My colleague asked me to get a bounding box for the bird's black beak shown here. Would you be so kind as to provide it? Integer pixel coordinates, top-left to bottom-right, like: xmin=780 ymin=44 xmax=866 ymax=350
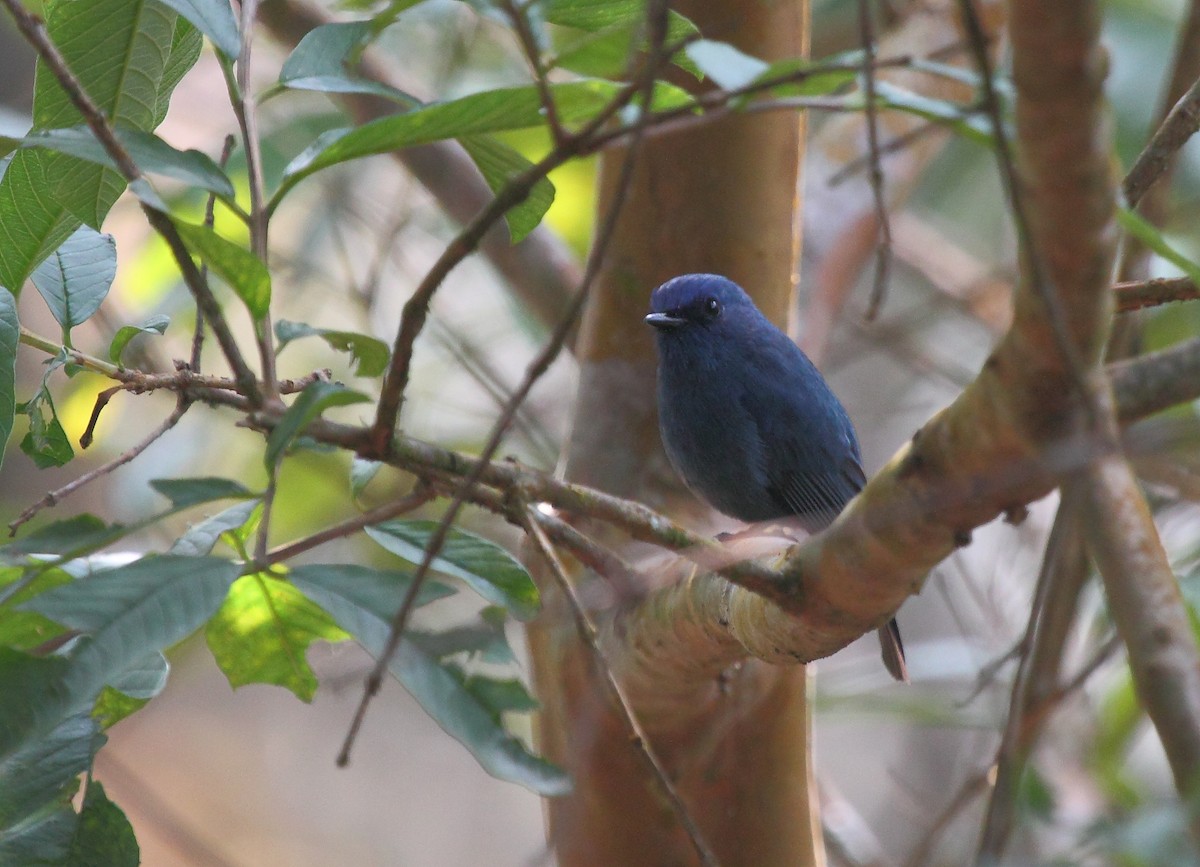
xmin=645 ymin=312 xmax=686 ymax=331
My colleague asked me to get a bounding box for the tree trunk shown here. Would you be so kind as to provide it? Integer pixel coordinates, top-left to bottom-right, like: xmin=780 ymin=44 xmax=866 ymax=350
xmin=526 ymin=2 xmax=819 ymax=865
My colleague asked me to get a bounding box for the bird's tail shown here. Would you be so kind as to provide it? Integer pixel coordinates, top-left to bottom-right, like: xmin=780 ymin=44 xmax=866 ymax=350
xmin=877 ymin=618 xmax=909 ymax=683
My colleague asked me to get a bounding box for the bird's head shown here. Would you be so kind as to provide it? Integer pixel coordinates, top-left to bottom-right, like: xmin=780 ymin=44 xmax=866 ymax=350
xmin=645 ymin=274 xmax=761 ymax=339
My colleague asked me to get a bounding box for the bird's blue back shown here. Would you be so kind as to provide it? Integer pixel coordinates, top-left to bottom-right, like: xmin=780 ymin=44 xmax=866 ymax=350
xmin=649 ymin=274 xmax=865 ymax=530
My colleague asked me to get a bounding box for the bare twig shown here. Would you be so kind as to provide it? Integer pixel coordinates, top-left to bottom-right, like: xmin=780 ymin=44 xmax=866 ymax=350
xmin=0 ymin=0 xmax=260 ymax=400
xmin=827 ymin=121 xmax=942 ymax=187
xmin=1115 ymin=275 xmax=1200 ymax=311
xmin=194 ymin=135 xmax=239 ymax=371
xmin=858 ymin=0 xmax=893 ymax=321
xmin=504 ymin=0 xmax=565 ymax=145
xmin=10 ymin=398 xmax=191 ymax=534
xmin=1124 ymin=73 xmax=1200 ymax=208
xmin=520 ymin=506 xmax=720 ymax=867
xmin=265 ymin=485 xmax=433 ymax=565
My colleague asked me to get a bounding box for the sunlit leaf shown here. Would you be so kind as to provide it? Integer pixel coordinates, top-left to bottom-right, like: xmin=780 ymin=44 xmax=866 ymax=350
xmin=206 ymin=573 xmax=349 ymax=702
xmin=460 ymin=136 xmax=555 ymax=243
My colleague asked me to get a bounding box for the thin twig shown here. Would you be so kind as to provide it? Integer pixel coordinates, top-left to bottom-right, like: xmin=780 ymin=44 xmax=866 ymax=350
xmin=956 ymin=0 xmax=1100 ymax=422
xmin=1124 ymin=73 xmax=1200 ymax=208
xmin=1115 ymin=275 xmax=1200 ymax=311
xmin=827 ymin=121 xmax=942 ymax=187
xmin=9 ymin=398 xmax=191 ymax=534
xmin=193 ymin=134 xmax=238 ymax=371
xmin=0 ymin=0 xmax=260 ymax=400
xmin=340 ymin=0 xmax=672 ymax=764
xmin=859 ymin=0 xmax=893 ymax=321
xmin=520 ymin=506 xmax=720 ymax=867
xmin=504 ymin=0 xmax=565 ymax=145
xmin=264 ymin=485 xmax=433 ymax=565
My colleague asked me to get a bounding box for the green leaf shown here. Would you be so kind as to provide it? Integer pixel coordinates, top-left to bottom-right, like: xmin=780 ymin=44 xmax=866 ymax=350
xmin=155 ymin=18 xmax=205 ymax=127
xmin=750 ymin=50 xmax=862 ymax=98
xmin=290 ymin=565 xmax=569 ymax=795
xmin=289 ymin=563 xmax=454 ymax=619
xmin=685 ymin=40 xmax=768 ymax=90
xmin=459 ymin=669 xmax=539 ymax=716
xmin=275 ymin=319 xmax=390 ymax=378
xmin=460 ymin=136 xmax=555 ymax=243
xmin=1117 ymin=207 xmax=1200 ymax=285
xmin=18 ymin=387 xmax=74 ymax=469
xmin=170 ymin=500 xmax=261 ymax=557
xmin=206 ymin=573 xmax=349 ymax=702
xmin=108 ymin=314 xmax=170 ymax=364
xmin=156 ymin=0 xmax=241 ymax=59
xmin=264 ymin=381 xmax=369 ymax=470
xmin=366 ymin=520 xmax=539 ymax=620
xmin=173 ymin=221 xmax=271 ymax=319
xmin=31 ymin=226 xmax=117 ymax=333
xmin=22 ymin=126 xmax=236 ymax=200
xmin=66 ymin=781 xmax=139 ymax=867
xmin=0 ymin=708 xmax=97 ymax=865
xmin=0 ymin=0 xmax=195 ymax=291
xmin=3 ymin=556 xmax=240 ymax=755
xmin=872 ymin=81 xmax=994 ymax=145
xmin=544 ymin=0 xmax=701 ymax=77
xmin=0 ymin=288 xmax=16 ymax=471
xmin=92 ymin=652 xmax=169 ymax=728
xmin=0 ymin=515 xmax=127 ymax=562
xmin=281 ymin=80 xmax=646 ymax=190
xmin=279 ymin=21 xmax=414 ymax=103
xmin=0 ymin=566 xmax=73 ymax=651
xmin=150 ymin=476 xmax=256 ymax=510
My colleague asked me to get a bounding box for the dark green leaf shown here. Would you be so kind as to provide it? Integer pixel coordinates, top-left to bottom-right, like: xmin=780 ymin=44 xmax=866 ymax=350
xmin=108 ymin=314 xmax=169 ymax=364
xmin=460 ymin=136 xmax=555 ymax=243
xmin=0 ymin=288 xmax=16 ymax=471
xmin=150 ymin=476 xmax=256 ymax=510
xmin=0 ymin=708 xmax=98 ymax=865
xmin=685 ymin=40 xmax=768 ymax=90
xmin=275 ymin=319 xmax=390 ymax=378
xmin=290 ymin=566 xmax=569 ymax=795
xmin=22 ymin=126 xmax=236 ymax=200
xmin=264 ymin=381 xmax=369 ymax=470
xmin=206 ymin=573 xmax=349 ymax=702
xmin=170 ymin=500 xmax=261 ymax=557
xmin=288 ymin=564 xmax=454 ymax=619
xmin=156 ymin=0 xmax=241 ymax=59
xmin=460 ymin=670 xmax=539 ymax=717
xmin=1117 ymin=207 xmax=1200 ymax=286
xmin=66 ymin=781 xmax=139 ymax=867
xmin=19 ymin=388 xmax=74 ymax=469
xmin=0 ymin=711 xmax=96 ymax=834
xmin=2 ymin=556 xmax=239 ymax=755
xmin=173 ymin=221 xmax=271 ymax=319
xmin=366 ymin=520 xmax=539 ymax=620
xmin=280 ymin=21 xmax=415 ymax=103
xmin=31 ymin=226 xmax=117 ymax=333
xmin=1 ymin=515 xmax=126 ymax=561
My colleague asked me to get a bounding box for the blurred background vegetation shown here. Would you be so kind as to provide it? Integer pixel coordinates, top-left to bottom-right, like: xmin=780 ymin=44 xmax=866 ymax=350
xmin=2 ymin=0 xmax=1199 ymax=864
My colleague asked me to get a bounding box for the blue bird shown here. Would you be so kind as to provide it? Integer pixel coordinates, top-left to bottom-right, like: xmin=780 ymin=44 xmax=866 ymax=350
xmin=646 ymin=273 xmax=907 ymax=682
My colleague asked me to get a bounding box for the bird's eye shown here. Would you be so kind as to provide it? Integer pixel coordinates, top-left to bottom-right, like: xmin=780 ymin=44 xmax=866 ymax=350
xmin=704 ymin=297 xmax=720 ymax=318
